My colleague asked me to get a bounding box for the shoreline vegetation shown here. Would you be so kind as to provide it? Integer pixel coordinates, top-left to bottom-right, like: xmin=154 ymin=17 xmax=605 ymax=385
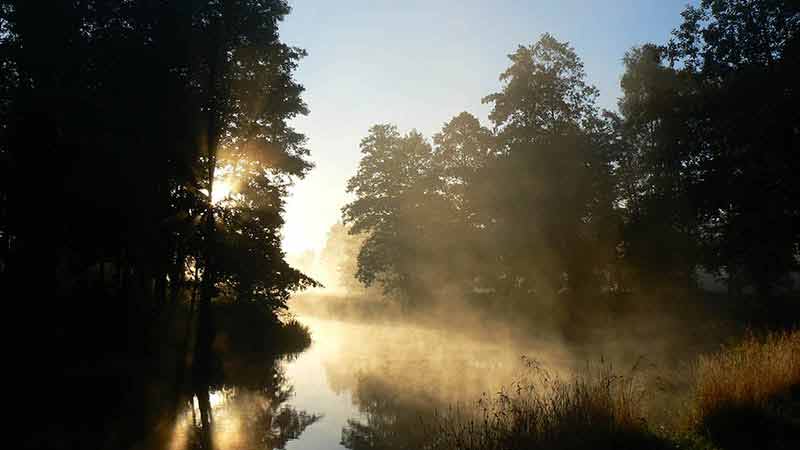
xmin=295 ymin=294 xmax=799 ymax=450
xmin=424 ymin=331 xmax=799 ymax=450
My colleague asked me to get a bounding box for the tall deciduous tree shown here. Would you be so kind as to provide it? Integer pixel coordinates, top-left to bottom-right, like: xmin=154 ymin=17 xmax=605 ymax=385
xmin=482 ymin=34 xmax=615 ymax=299
xmin=0 ymin=0 xmax=313 ymax=389
xmin=343 ymin=125 xmax=442 ymax=305
xmin=613 ymin=44 xmax=703 ymax=291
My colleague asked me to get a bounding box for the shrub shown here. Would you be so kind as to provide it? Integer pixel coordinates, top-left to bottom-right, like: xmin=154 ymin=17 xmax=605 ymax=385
xmin=278 ymin=317 xmax=313 ymax=354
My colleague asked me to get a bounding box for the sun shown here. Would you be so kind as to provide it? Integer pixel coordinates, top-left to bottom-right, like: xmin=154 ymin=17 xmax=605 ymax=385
xmin=211 ymin=177 xmax=238 ymax=205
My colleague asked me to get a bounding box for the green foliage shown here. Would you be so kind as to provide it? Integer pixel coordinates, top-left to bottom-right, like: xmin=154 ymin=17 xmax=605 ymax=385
xmin=214 ymin=157 xmax=318 ymax=311
xmin=343 ymin=34 xmax=617 ymax=306
xmin=343 ymin=1 xmax=800 ymax=313
xmin=343 ymin=124 xmax=445 ymax=303
xmin=482 ymin=34 xmax=617 ymax=298
xmin=612 ymin=44 xmax=704 ymax=289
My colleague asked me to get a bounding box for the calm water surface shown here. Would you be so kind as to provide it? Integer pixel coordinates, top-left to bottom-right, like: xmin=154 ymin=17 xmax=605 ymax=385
xmin=173 ymin=314 xmax=571 ymax=450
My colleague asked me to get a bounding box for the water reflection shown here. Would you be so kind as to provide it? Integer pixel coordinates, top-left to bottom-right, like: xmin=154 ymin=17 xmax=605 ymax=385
xmin=125 ymin=314 xmax=574 ymax=450
xmin=169 ymin=353 xmax=321 ymax=450
xmin=282 ymin=316 xmax=572 ymax=450
xmin=340 ymin=375 xmax=437 ymax=450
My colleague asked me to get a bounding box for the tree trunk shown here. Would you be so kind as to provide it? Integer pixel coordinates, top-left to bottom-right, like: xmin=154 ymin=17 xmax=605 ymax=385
xmin=193 ymin=5 xmax=227 ymax=390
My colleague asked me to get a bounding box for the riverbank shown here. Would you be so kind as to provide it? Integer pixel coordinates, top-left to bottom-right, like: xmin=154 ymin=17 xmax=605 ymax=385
xmin=289 ymin=292 xmax=799 ymax=450
xmin=425 ymin=330 xmax=799 ymax=450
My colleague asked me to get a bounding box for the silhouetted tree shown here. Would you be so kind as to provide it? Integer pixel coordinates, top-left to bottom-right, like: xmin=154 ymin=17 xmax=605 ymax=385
xmin=667 ymin=0 xmax=800 ymax=296
xmin=612 ymin=44 xmax=704 ymax=292
xmin=344 ymin=35 xmax=619 ymax=312
xmin=613 ymin=1 xmax=800 ymax=297
xmin=1 ymin=2 xmax=314 ymax=447
xmin=481 ymin=34 xmax=616 ymax=301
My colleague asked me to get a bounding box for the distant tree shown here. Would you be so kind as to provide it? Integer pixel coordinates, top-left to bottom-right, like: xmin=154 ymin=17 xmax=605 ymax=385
xmin=432 ymin=112 xmax=494 ymax=226
xmin=319 ymin=222 xmax=372 ymax=294
xmin=344 ymin=36 xmax=619 ymax=310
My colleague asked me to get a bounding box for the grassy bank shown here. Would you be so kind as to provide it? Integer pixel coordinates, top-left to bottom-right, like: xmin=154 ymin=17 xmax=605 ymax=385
xmin=689 ymin=330 xmax=800 ymax=450
xmin=427 ymin=359 xmax=669 ymax=450
xmin=427 ymin=331 xmax=800 ymax=450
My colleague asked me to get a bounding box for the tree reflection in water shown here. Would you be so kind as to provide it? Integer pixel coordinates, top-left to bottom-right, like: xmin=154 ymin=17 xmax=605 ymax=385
xmin=340 ymin=375 xmax=441 ymax=450
xmin=172 ymin=353 xmax=321 ymax=450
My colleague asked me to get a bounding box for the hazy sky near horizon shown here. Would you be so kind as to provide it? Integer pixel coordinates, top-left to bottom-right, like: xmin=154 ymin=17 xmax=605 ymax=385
xmin=279 ymin=0 xmax=695 ymax=256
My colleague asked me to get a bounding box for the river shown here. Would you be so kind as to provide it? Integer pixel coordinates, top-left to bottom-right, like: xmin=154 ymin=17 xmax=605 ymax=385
xmin=168 ymin=313 xmax=575 ymax=450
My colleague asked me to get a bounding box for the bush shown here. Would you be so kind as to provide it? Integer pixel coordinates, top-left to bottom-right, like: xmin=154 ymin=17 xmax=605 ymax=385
xmin=278 ymin=317 xmax=312 ymax=354
xmin=212 ymin=302 xmax=312 ymax=357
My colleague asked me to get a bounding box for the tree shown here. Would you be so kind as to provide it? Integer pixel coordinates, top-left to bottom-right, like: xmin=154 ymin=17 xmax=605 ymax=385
xmin=432 ymin=112 xmax=494 ymax=228
xmin=343 ymin=125 xmax=443 ymax=304
xmin=344 ymin=36 xmax=619 ymax=311
xmin=0 ymin=0 xmax=314 ymax=421
xmin=613 ymin=44 xmax=704 ymax=291
xmin=214 ymin=157 xmax=318 ymax=311
xmin=668 ymin=0 xmax=800 ymax=295
xmin=319 ymin=222 xmax=374 ymax=294
xmin=430 ymin=112 xmax=498 ymax=294
xmin=185 ymin=0 xmax=314 ymax=389
xmin=481 ymin=34 xmax=616 ymax=300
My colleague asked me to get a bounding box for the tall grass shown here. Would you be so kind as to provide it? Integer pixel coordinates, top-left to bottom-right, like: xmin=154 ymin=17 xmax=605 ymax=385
xmin=689 ymin=329 xmax=800 ymax=449
xmin=693 ymin=329 xmax=800 ymax=416
xmin=427 ymin=358 xmax=668 ymax=450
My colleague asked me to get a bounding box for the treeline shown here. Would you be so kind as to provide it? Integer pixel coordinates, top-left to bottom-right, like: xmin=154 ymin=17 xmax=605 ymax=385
xmin=0 ymin=0 xmax=315 ymax=382
xmin=343 ymin=0 xmax=800 ymax=311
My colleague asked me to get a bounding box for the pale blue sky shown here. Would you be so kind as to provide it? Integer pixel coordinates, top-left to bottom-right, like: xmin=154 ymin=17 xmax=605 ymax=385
xmin=279 ymin=0 xmax=695 ymax=255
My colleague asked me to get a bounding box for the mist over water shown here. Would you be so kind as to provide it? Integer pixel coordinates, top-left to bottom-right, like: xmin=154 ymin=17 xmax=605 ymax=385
xmin=164 ymin=304 xmax=568 ymax=450
xmin=264 ymin=289 xmax=716 ymax=449
xmin=283 ymin=308 xmax=564 ymax=449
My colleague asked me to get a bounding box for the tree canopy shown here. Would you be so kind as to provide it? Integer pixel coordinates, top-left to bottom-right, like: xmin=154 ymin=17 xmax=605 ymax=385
xmin=343 ymin=1 xmax=800 ymax=310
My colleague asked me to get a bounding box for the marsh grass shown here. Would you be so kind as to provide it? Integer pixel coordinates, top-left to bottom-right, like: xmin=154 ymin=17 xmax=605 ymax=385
xmin=693 ymin=330 xmax=800 ymax=416
xmin=427 ymin=358 xmax=670 ymax=450
xmin=690 ymin=329 xmax=800 ymax=449
xmin=423 ymin=331 xmax=800 ymax=450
